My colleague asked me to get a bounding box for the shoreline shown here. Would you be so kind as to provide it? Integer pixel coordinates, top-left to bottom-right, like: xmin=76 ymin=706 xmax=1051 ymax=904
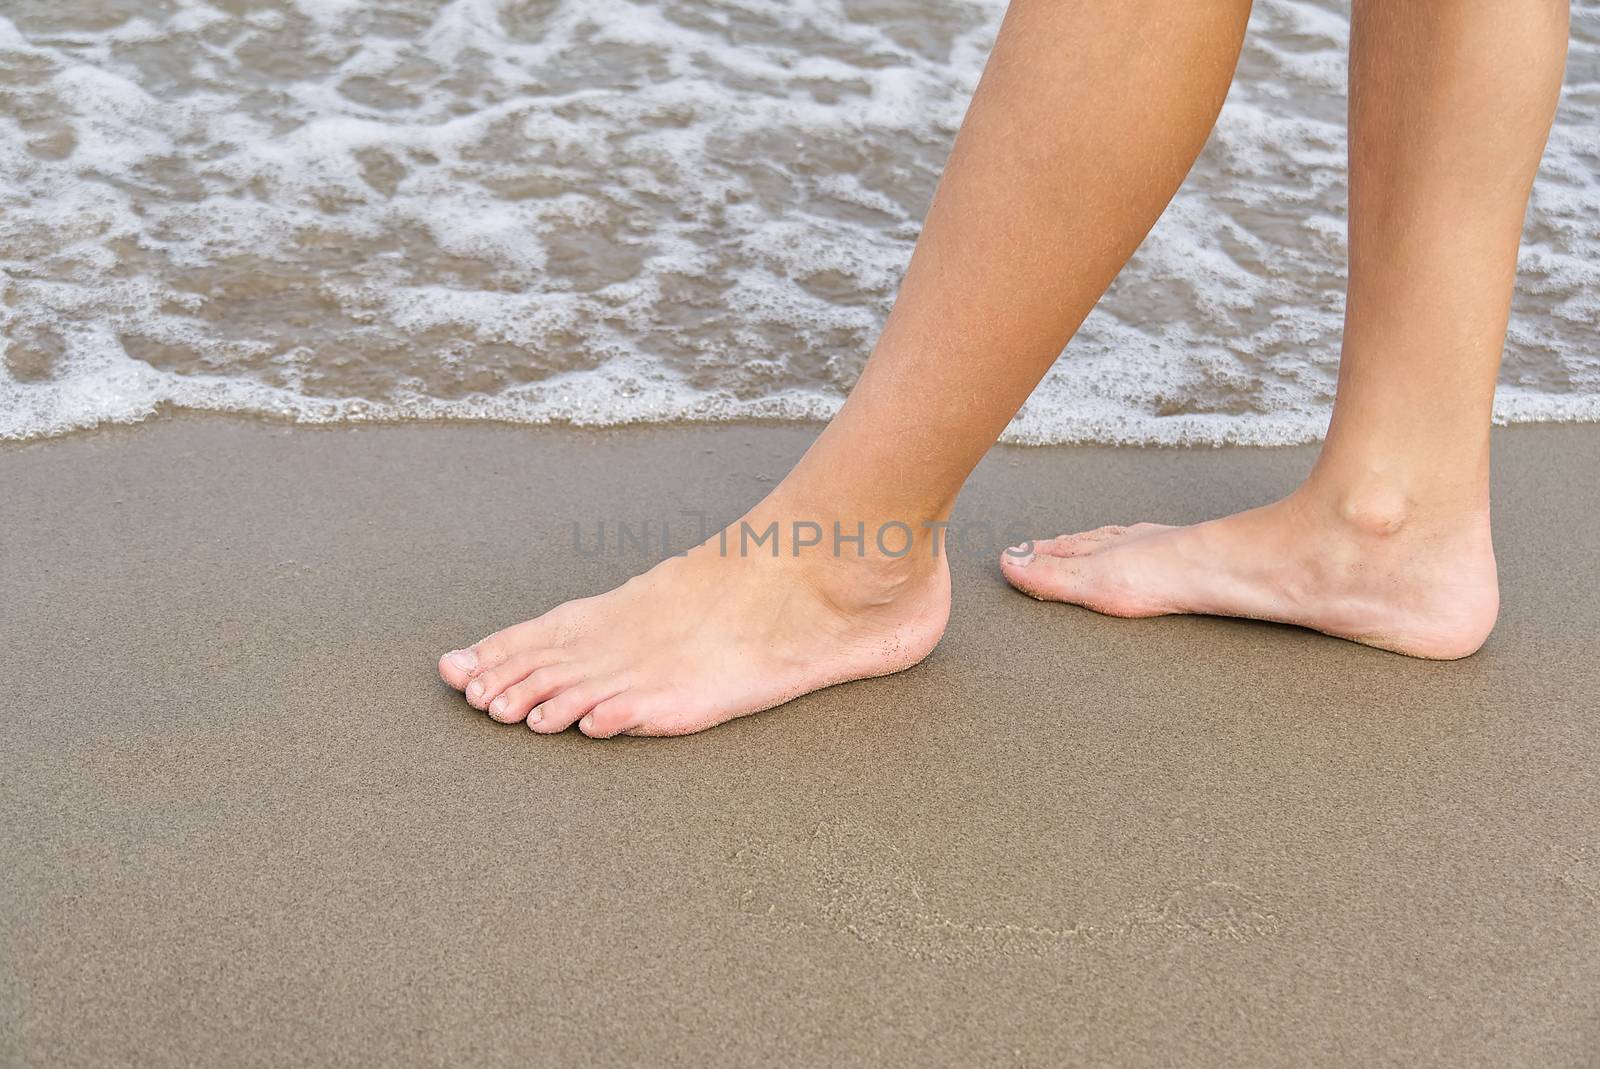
xmin=3 ymin=414 xmax=1597 ymax=1066
xmin=8 ymin=395 xmax=1600 ymax=450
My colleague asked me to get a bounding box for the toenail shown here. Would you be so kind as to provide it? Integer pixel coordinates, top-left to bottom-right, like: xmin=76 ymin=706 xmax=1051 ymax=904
xmin=447 ymin=649 xmax=476 ymax=672
xmin=489 ymin=695 xmax=507 ymax=718
xmin=579 ymin=714 xmax=595 ymax=734
xmin=527 ymin=707 xmax=543 ymax=725
xmin=1007 ymin=544 xmax=1034 ymax=566
xmin=466 ymin=680 xmax=484 ymax=703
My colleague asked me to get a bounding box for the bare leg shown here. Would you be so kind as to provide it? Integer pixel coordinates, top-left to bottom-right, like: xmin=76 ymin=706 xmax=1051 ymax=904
xmin=1004 ymin=0 xmax=1568 ymax=660
xmin=439 ymin=0 xmax=1253 ymax=735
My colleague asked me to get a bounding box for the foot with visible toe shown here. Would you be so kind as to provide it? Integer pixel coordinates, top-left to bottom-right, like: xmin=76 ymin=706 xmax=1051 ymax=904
xmin=1000 ymin=488 xmax=1500 ymax=659
xmin=439 ymin=509 xmax=950 ymax=737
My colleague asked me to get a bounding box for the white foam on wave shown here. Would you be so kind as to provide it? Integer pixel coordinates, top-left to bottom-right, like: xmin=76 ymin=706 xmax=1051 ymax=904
xmin=1 ymin=0 xmax=1597 ymax=445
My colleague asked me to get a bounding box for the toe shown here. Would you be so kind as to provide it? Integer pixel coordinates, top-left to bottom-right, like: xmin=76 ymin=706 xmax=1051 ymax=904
xmin=1019 ymin=528 xmax=1125 ymax=560
xmin=1029 ymin=536 xmax=1092 ymax=558
xmin=1001 ymin=548 xmax=1088 ymax=602
xmin=438 ymin=647 xmax=480 ymax=689
xmin=579 ymin=692 xmax=648 ymax=738
xmin=531 ymin=678 xmax=628 ymax=735
xmin=1001 ymin=541 xmax=1165 ymax=617
xmin=471 ymin=604 xmax=584 ymax=671
xmin=1014 ymin=524 xmax=1170 ymax=565
xmin=1057 ymin=525 xmax=1131 ymax=550
xmin=466 ymin=648 xmax=565 ymax=711
xmin=488 ymin=664 xmax=586 ymax=725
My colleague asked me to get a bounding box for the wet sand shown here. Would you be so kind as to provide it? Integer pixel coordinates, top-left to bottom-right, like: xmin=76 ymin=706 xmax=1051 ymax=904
xmin=3 ymin=415 xmax=1597 ymax=1067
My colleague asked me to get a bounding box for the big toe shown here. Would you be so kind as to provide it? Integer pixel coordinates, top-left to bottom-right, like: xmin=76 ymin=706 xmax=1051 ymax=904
xmin=437 ymin=647 xmax=479 ymax=689
xmin=1000 ymin=543 xmax=1158 ymax=617
xmin=1000 ymin=547 xmax=1091 ymax=602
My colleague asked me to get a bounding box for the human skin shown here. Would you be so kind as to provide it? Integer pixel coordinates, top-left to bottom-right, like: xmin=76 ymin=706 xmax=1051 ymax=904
xmin=1000 ymin=0 xmax=1568 ymax=660
xmin=439 ymin=0 xmax=1569 ymax=736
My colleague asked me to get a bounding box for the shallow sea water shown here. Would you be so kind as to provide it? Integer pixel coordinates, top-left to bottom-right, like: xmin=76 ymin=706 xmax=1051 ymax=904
xmin=1 ymin=0 xmax=1596 ymax=443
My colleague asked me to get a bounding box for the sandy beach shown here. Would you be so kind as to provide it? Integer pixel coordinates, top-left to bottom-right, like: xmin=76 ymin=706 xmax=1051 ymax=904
xmin=2 ymin=415 xmax=1596 ymax=1066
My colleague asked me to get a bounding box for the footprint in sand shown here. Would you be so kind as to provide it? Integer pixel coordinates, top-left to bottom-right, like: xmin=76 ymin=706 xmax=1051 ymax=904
xmin=729 ymin=819 xmax=1280 ymax=962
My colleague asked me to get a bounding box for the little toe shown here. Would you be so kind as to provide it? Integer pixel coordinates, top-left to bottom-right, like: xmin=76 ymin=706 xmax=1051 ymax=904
xmin=578 ymin=693 xmax=648 ymax=739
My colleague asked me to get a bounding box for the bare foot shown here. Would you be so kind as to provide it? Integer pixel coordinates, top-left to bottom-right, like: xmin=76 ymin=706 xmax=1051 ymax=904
xmin=1000 ymin=491 xmax=1500 ymax=659
xmin=438 ymin=510 xmax=950 ymax=737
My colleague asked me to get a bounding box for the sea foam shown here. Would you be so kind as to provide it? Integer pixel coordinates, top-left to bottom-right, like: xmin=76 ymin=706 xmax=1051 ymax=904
xmin=1 ymin=0 xmax=1596 ymax=444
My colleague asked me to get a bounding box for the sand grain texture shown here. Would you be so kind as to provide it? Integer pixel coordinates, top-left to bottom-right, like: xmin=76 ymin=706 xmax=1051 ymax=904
xmin=2 ymin=417 xmax=1597 ymax=1067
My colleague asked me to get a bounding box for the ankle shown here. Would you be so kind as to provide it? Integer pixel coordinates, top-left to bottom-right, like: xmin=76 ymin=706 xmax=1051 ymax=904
xmin=698 ymin=501 xmax=947 ymax=615
xmin=1327 ymin=485 xmax=1418 ymax=539
xmin=747 ymin=484 xmax=951 ymax=568
xmin=1296 ymin=475 xmax=1490 ymax=543
xmin=803 ymin=545 xmax=949 ymax=615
